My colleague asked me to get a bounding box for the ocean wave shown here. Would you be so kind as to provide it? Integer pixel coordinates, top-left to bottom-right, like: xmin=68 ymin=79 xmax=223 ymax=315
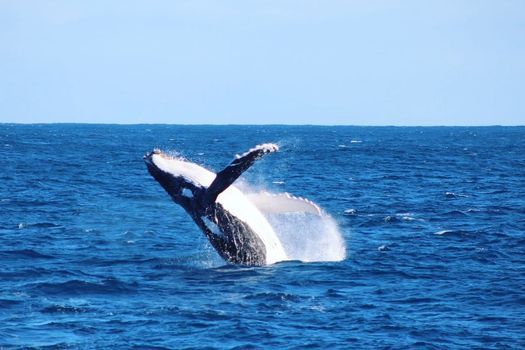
xmin=0 ymin=299 xmax=24 ymax=308
xmin=0 ymin=249 xmax=54 ymax=259
xmin=28 ymin=278 xmax=138 ymax=296
xmin=433 ymin=229 xmax=471 ymax=236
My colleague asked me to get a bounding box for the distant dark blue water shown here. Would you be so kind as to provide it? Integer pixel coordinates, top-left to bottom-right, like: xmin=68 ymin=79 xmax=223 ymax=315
xmin=1 ymin=124 xmax=524 ymax=349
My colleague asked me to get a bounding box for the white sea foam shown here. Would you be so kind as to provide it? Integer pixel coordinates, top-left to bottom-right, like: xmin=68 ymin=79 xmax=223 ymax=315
xmin=378 ymin=244 xmax=389 ymax=252
xmin=434 ymin=230 xmax=453 ymax=235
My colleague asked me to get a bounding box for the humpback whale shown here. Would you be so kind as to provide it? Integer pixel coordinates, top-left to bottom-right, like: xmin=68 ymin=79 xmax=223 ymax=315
xmin=144 ymin=144 xmax=288 ymax=266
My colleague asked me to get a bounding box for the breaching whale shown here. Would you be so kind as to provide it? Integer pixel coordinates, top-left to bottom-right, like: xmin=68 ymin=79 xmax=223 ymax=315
xmin=144 ymin=143 xmax=289 ymax=266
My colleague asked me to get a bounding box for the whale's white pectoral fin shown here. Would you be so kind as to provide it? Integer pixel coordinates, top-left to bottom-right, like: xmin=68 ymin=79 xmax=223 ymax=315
xmin=246 ymin=192 xmax=323 ymax=216
xmin=205 ymin=143 xmax=279 ymax=204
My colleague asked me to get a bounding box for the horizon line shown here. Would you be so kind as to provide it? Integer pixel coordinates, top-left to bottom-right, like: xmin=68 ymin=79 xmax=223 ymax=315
xmin=0 ymin=122 xmax=524 ymax=127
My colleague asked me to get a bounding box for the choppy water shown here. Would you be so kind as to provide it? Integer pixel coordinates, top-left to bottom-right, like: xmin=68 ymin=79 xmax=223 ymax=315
xmin=1 ymin=124 xmax=524 ymax=349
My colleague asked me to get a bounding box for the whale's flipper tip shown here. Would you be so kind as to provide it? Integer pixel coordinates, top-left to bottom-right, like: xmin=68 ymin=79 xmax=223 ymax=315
xmin=235 ymin=143 xmax=279 ymax=159
xmin=144 ymin=149 xmax=160 ymax=164
xmin=205 ymin=143 xmax=279 ymax=204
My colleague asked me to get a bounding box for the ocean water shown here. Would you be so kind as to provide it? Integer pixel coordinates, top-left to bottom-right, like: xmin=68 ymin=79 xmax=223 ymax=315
xmin=1 ymin=124 xmax=524 ymax=349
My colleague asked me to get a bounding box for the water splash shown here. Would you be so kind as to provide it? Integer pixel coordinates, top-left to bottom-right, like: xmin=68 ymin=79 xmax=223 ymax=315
xmin=266 ymin=211 xmax=346 ymax=263
xmin=244 ymin=189 xmax=347 ymax=263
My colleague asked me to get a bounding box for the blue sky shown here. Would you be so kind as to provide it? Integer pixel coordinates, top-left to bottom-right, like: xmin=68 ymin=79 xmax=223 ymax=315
xmin=1 ymin=1 xmax=524 ymax=125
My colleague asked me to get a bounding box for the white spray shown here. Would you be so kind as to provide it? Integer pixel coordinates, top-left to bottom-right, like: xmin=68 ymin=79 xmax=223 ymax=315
xmin=244 ymin=190 xmax=347 ymax=263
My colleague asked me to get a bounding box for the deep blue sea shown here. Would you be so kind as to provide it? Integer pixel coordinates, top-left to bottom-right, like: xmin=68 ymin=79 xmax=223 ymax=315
xmin=1 ymin=124 xmax=524 ymax=349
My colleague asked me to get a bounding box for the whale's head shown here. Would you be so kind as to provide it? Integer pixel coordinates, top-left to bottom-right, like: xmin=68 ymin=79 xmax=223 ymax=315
xmin=144 ymin=149 xmax=216 ymax=201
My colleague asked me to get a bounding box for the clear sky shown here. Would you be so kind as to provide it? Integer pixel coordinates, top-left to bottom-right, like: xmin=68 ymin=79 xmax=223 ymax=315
xmin=1 ymin=1 xmax=524 ymax=125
